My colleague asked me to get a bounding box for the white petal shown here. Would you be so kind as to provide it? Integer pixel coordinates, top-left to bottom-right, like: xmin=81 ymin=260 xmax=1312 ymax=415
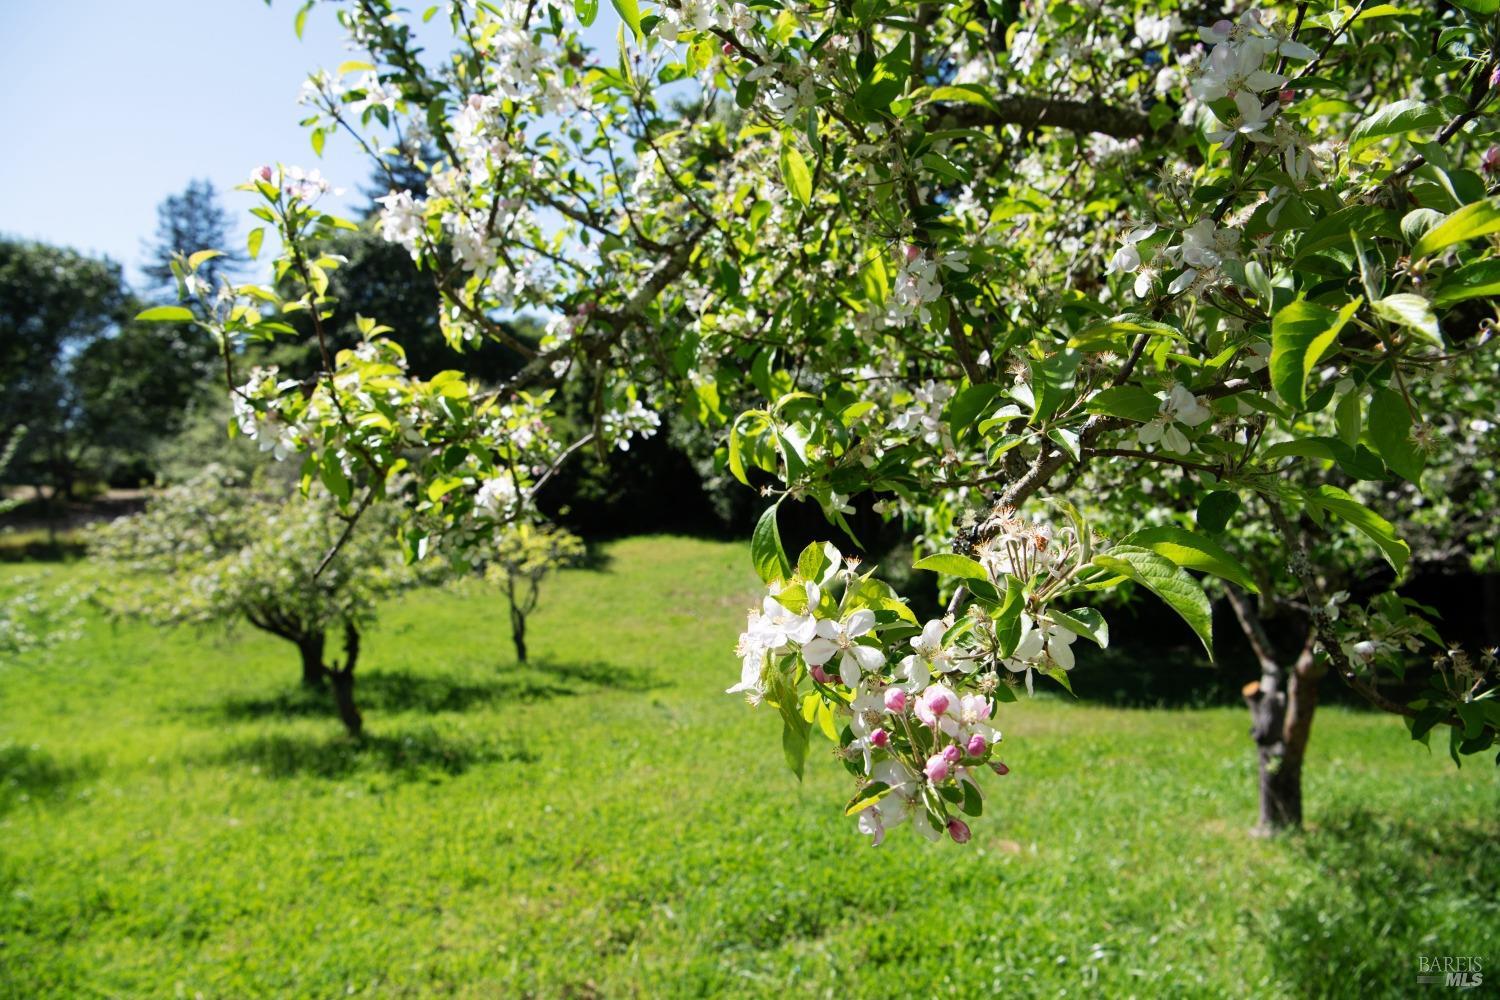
xmin=852 ymin=644 xmax=885 ymax=671
xmin=801 ymin=637 xmax=837 ymax=667
xmin=839 ymin=651 xmax=863 ymax=688
xmin=845 ymin=609 xmax=876 ymax=637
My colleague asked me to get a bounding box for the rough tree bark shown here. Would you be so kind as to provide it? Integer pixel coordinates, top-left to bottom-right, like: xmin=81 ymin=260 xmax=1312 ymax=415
xmin=1227 ymin=586 xmax=1325 ymax=833
xmin=327 ymin=621 xmax=363 ymax=738
xmin=297 ymin=632 xmax=328 ymax=689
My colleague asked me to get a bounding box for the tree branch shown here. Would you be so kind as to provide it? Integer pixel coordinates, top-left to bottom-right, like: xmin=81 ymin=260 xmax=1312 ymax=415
xmin=941 ymin=96 xmax=1175 ymax=142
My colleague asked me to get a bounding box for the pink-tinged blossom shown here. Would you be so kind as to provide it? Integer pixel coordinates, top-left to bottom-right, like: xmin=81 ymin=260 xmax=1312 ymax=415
xmin=915 ymin=683 xmax=957 ymax=728
xmin=883 ymin=687 xmax=907 ymax=713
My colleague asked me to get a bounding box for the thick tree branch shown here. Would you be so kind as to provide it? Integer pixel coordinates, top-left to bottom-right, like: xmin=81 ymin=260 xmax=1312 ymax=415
xmin=941 ymin=96 xmax=1175 ymax=142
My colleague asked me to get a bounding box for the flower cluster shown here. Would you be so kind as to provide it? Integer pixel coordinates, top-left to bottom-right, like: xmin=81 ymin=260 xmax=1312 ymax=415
xmin=729 ymin=546 xmax=1012 ymax=845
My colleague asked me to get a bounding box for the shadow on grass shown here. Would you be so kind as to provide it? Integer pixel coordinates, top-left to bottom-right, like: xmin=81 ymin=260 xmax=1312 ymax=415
xmin=1260 ymin=808 xmax=1498 ymax=998
xmin=211 ymin=725 xmax=537 ymax=780
xmin=0 ymin=743 xmax=95 ymax=814
xmin=214 ymin=660 xmax=662 ymax=723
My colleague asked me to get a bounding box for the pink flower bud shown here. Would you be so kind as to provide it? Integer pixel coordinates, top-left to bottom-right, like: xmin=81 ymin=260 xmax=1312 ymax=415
xmin=809 ymin=665 xmax=832 ymax=685
xmin=468 ymin=94 xmax=486 ymax=110
xmin=926 ymin=691 xmax=950 ymax=716
xmin=722 ymin=41 xmax=735 ymax=55
xmin=1491 ymin=65 xmax=1500 ymax=88
xmin=947 ymin=818 xmax=972 ymax=843
xmin=255 ymin=165 xmax=273 ymax=183
xmin=1278 ymin=88 xmax=1295 ymax=104
xmin=924 ymin=753 xmax=950 ymax=783
xmin=966 ymin=734 xmax=988 ymax=757
xmin=904 ymin=244 xmax=922 ymax=263
xmin=1483 ymin=146 xmax=1500 ymax=175
xmin=883 ymin=688 xmax=907 ymax=713
xmin=991 ymin=760 xmax=1010 ymax=776
xmin=870 ymin=729 xmax=890 ymax=748
xmin=942 ymin=744 xmax=962 ymax=765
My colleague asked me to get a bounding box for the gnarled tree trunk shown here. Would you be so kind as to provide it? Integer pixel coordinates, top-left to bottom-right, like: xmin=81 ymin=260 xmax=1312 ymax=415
xmin=1227 ymin=587 xmax=1325 ymax=834
xmin=327 ymin=621 xmax=363 ymax=737
xmin=297 ymin=633 xmax=328 ymax=689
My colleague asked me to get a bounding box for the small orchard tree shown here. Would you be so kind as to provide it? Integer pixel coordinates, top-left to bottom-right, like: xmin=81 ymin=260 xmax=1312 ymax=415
xmin=1070 ymin=333 xmax=1500 ymax=830
xmin=481 ymin=521 xmax=585 ymax=664
xmin=89 ymin=466 xmax=436 ymax=735
xmin=147 ymin=0 xmax=1500 ymax=843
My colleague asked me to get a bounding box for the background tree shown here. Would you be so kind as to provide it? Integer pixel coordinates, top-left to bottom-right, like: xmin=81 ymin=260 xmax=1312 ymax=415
xmin=0 ymin=239 xmax=133 ymax=501
xmin=88 ymin=466 xmax=440 ymax=735
xmin=141 ymin=179 xmax=243 ymax=301
xmin=481 ymin=521 xmax=585 ymax=664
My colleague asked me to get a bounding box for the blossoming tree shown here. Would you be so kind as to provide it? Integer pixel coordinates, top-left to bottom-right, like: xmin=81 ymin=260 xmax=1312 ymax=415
xmin=151 ymin=0 xmax=1500 ymax=840
xmin=89 ymin=466 xmax=438 ymax=735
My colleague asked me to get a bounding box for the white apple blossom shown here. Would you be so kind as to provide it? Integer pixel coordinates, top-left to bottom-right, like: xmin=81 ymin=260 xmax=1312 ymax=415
xmin=1138 ymin=382 xmax=1213 ymax=454
xmin=801 ymin=610 xmax=885 ymax=687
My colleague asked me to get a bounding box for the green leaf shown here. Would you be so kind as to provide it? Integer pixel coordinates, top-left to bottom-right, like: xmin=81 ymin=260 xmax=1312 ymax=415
xmin=947 ymin=384 xmax=1000 ymax=443
xmin=574 ymin=0 xmax=598 ymax=26
xmin=1123 ymin=526 xmax=1258 ymax=593
xmin=1433 ymin=259 xmax=1500 ymax=306
xmin=426 ymin=475 xmax=463 ymax=502
xmin=1028 ymin=350 xmax=1082 ymax=424
xmin=135 ymin=306 xmax=196 ymax=323
xmin=1086 ymin=385 xmax=1161 ymax=423
xmin=993 ymin=576 xmax=1023 ymax=657
xmin=1048 ymin=607 xmax=1109 ymax=648
xmin=926 ymin=83 xmax=997 ymax=109
xmin=609 ymin=0 xmax=642 ymax=40
xmin=912 ymin=553 xmax=989 ymax=583
xmin=1335 ymin=389 xmax=1362 ymax=446
xmin=1260 ymin=436 xmax=1386 ymax=480
xmin=247 ymin=227 xmax=266 ymax=260
xmin=844 ymin=781 xmax=891 ymax=816
xmin=1302 ymin=485 xmax=1411 ymax=573
xmin=1270 ymin=298 xmax=1360 ymax=409
xmin=1372 ymin=293 xmax=1442 ymax=346
xmin=1068 ymin=315 xmax=1181 ymax=353
xmin=782 ymin=715 xmax=809 ymax=780
xmin=1367 ymin=387 xmax=1425 ymax=484
xmin=1196 ymin=492 xmax=1241 ymax=534
xmin=1091 ymin=545 xmax=1214 ymax=658
xmin=778 ymin=142 xmax=813 ymax=207
xmin=751 ymin=504 xmax=791 ymax=584
xmin=1348 ymin=99 xmax=1444 ymax=155
xmin=797 ymin=540 xmax=838 ymax=585
xmin=1412 ymin=197 xmax=1500 ymax=258
xmin=853 ymin=34 xmax=911 ymax=112
xmin=187 ymin=249 xmax=223 ymax=270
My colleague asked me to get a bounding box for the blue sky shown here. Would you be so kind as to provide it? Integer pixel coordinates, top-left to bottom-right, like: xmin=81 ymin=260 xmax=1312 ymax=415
xmin=2 ymin=1 xmax=626 ymax=291
xmin=1 ymin=1 xmax=385 ymax=287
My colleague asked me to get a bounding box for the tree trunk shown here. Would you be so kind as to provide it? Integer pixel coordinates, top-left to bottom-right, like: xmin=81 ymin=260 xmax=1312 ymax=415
xmin=1227 ymin=587 xmax=1324 ymax=834
xmin=329 ymin=669 xmax=363 ymax=737
xmin=328 ymin=622 xmax=363 ymax=737
xmin=298 ymin=632 xmax=328 ymax=689
xmin=511 ymin=606 xmax=528 ymax=664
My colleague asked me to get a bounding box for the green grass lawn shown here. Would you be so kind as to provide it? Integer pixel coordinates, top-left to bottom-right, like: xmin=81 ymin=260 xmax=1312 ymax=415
xmin=2 ymin=536 xmax=1496 ymax=998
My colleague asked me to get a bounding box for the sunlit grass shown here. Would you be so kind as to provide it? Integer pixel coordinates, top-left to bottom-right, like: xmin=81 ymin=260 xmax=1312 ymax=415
xmin=2 ymin=536 xmax=1495 ymax=997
